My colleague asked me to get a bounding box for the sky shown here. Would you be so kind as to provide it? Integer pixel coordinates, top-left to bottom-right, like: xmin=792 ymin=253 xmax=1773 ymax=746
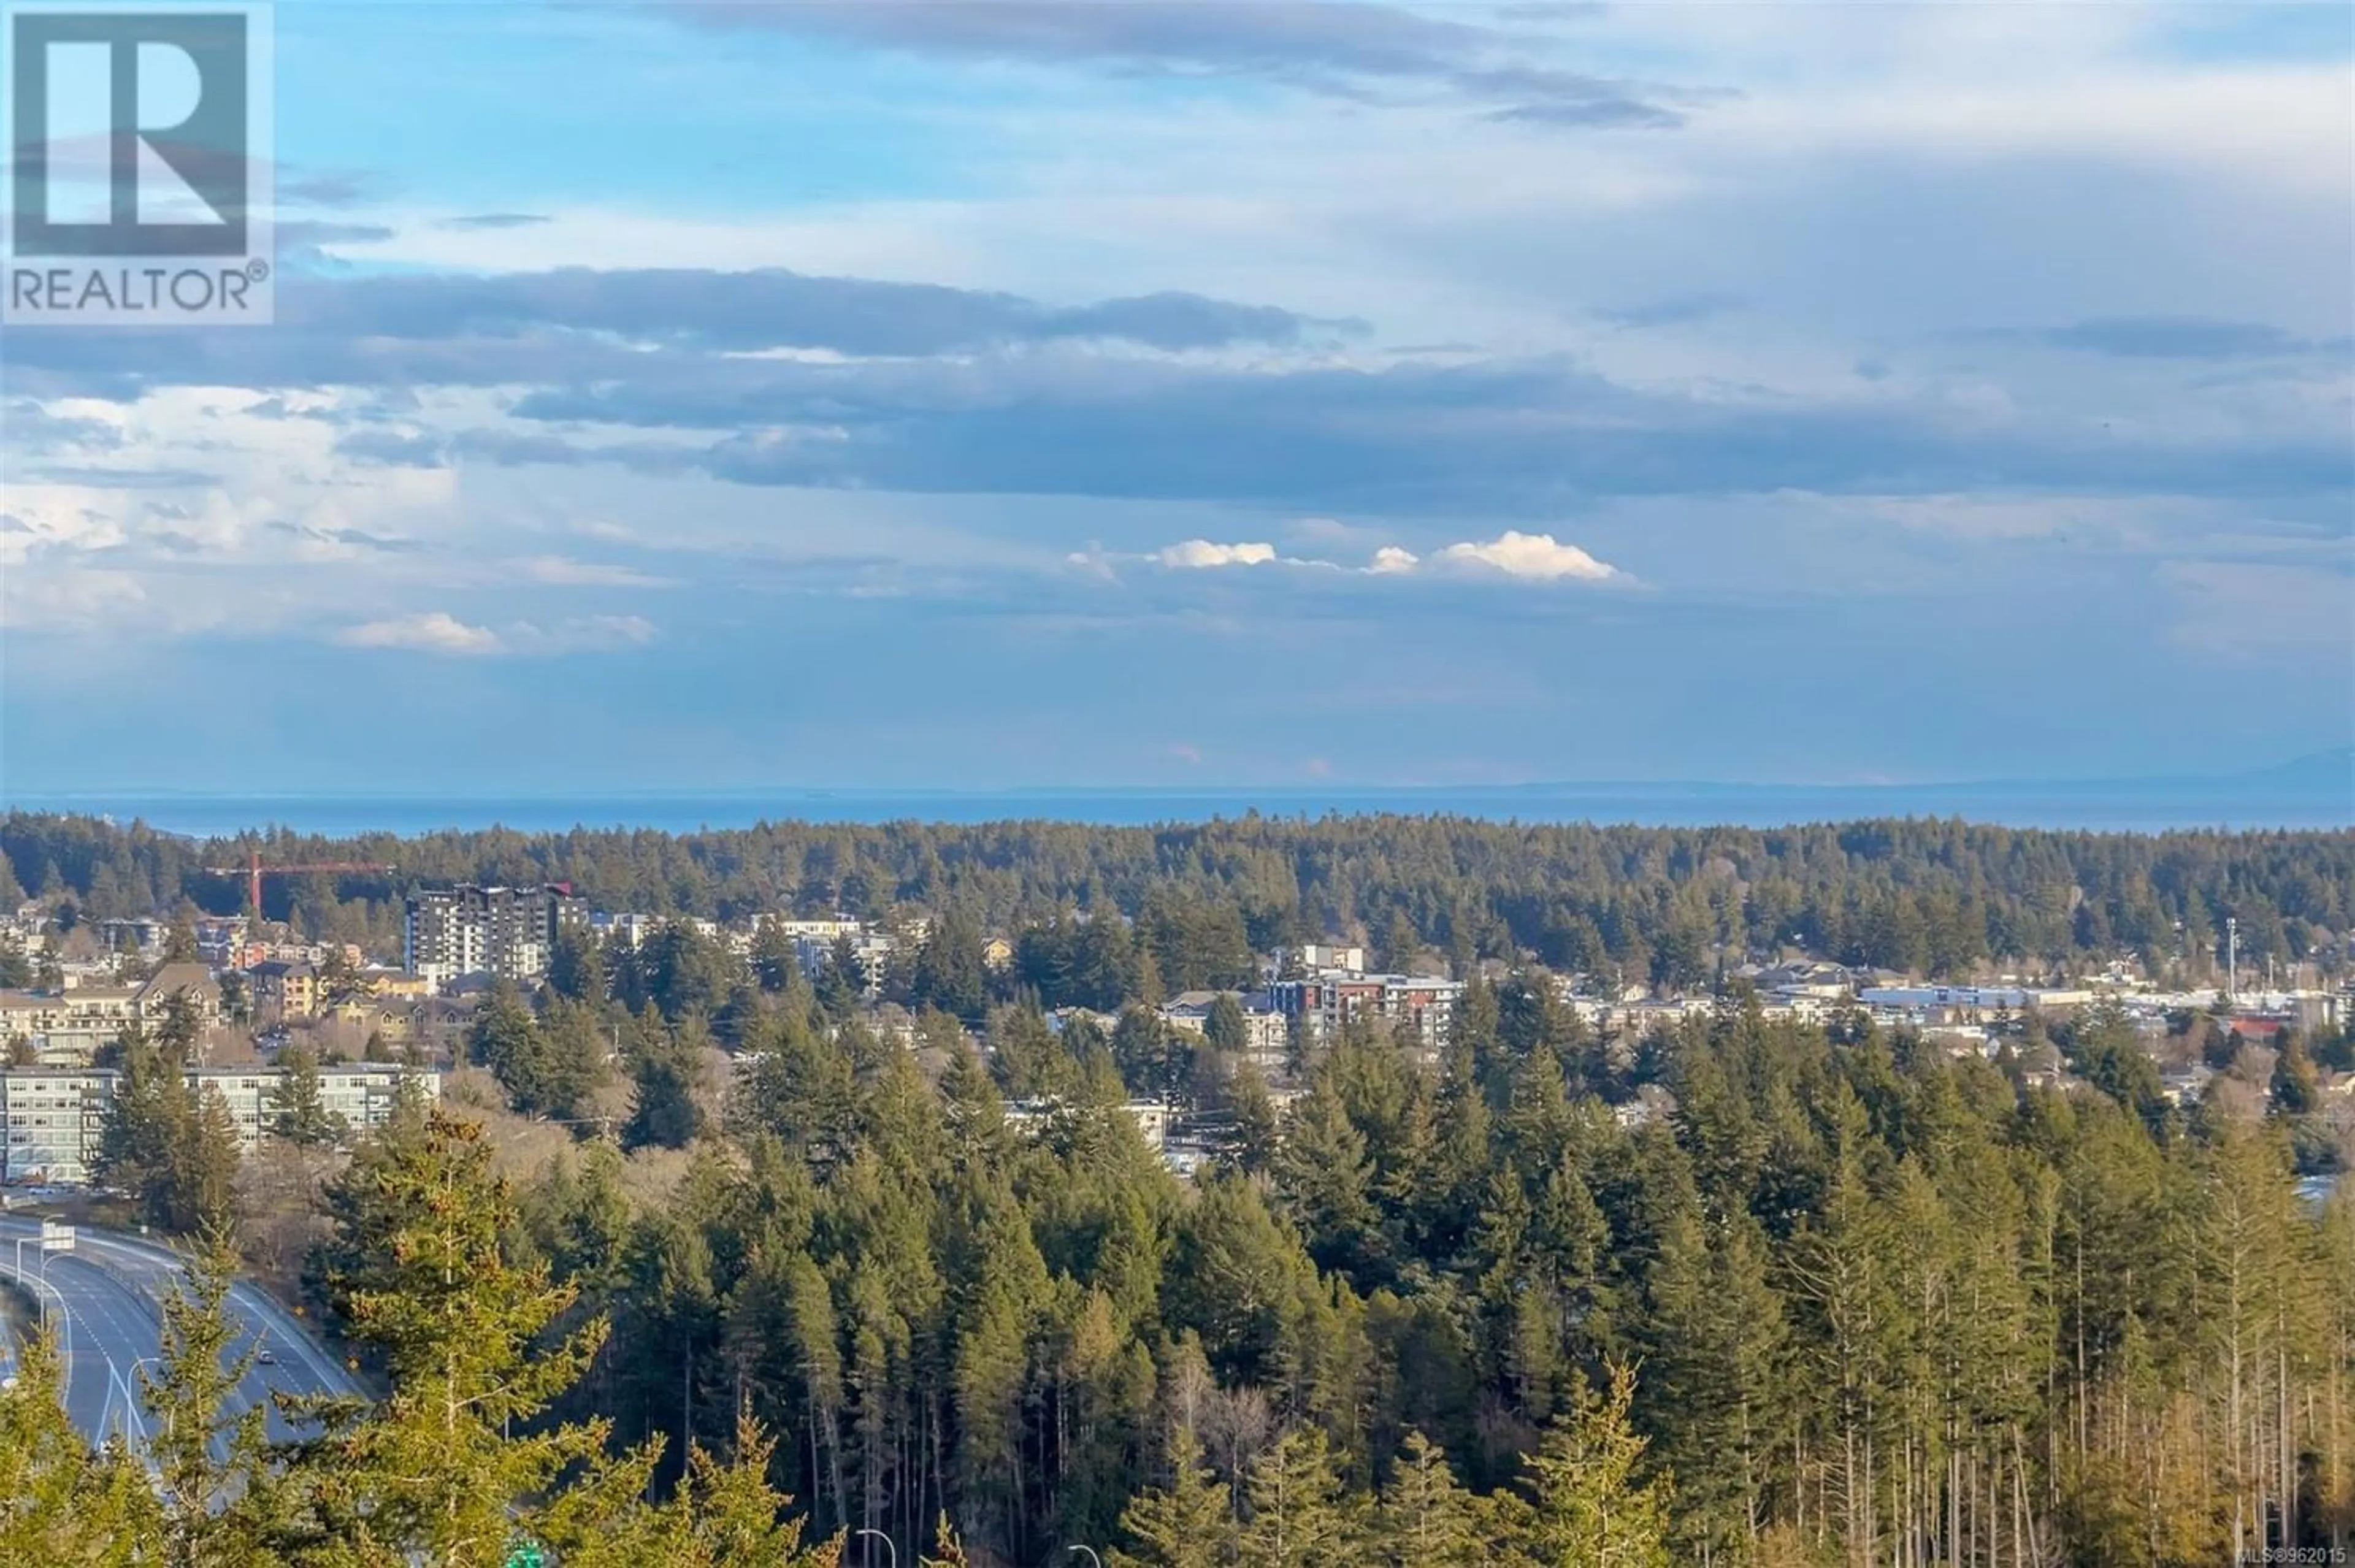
xmin=2 ymin=0 xmax=2351 ymax=795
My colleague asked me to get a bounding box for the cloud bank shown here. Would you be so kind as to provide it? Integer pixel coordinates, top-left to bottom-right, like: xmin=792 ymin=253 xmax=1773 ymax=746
xmin=1143 ymin=530 xmax=1620 ymax=583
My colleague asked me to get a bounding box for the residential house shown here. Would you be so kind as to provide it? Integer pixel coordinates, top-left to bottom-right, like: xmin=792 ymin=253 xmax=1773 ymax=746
xmin=250 ymin=959 xmax=321 ymax=1022
xmin=321 ymin=996 xmax=417 ymax=1045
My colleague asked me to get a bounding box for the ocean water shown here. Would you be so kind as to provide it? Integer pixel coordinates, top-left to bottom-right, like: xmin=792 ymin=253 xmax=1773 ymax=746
xmin=7 ymin=774 xmax=2349 ymax=839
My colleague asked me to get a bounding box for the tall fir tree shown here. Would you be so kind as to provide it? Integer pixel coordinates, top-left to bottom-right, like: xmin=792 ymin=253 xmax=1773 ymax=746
xmin=1234 ymin=1426 xmax=1363 ymax=1568
xmin=140 ymin=1236 xmax=285 ymax=1565
xmin=0 ymin=1330 xmax=162 ymax=1563
xmin=1372 ymin=1430 xmax=1489 ymax=1567
xmin=1497 ymin=1365 xmax=1673 ymax=1568
xmin=295 ymin=1109 xmax=652 ymax=1564
xmin=269 ymin=1041 xmax=347 ymax=1149
xmin=1109 ymin=1423 xmax=1233 ymax=1568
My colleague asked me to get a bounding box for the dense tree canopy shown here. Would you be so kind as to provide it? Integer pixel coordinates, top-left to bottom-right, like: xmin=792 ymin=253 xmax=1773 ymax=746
xmin=7 ymin=808 xmax=2355 ymax=1565
xmin=6 ymin=813 xmax=2348 ymax=985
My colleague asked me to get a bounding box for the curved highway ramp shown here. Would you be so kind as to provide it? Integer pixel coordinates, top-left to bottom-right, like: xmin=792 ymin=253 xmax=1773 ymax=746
xmin=0 ymin=1214 xmax=364 ymax=1456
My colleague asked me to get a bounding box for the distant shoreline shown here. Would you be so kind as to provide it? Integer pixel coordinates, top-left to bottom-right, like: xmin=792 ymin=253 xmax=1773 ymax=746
xmin=7 ymin=774 xmax=2349 ymax=839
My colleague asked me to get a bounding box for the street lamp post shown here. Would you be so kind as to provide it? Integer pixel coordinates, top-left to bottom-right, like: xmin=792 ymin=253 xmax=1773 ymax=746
xmin=851 ymin=1528 xmax=897 ymax=1568
xmin=10 ymin=1234 xmax=69 ymax=1361
xmin=128 ymin=1355 xmax=169 ymax=1450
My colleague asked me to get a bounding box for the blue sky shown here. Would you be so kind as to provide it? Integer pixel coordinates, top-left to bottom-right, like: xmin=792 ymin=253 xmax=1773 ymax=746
xmin=2 ymin=1 xmax=2350 ymax=794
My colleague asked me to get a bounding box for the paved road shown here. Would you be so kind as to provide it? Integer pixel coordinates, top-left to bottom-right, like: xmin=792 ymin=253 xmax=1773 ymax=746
xmin=0 ymin=1216 xmax=364 ymax=1455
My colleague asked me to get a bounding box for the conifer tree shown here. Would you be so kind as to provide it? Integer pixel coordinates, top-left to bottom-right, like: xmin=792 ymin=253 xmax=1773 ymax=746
xmin=296 ymin=1108 xmax=653 ymax=1563
xmin=816 ymin=932 xmax=869 ymax=1014
xmin=0 ymin=1330 xmax=162 ymax=1564
xmin=1372 ymin=1430 xmax=1487 ymax=1567
xmin=140 ymin=1235 xmax=283 ymax=1564
xmin=1498 ymin=1364 xmax=1672 ymax=1568
xmin=94 ymin=1024 xmax=187 ymax=1222
xmin=624 ymin=1015 xmax=708 ymax=1150
xmin=1109 ymin=1423 xmax=1233 ymax=1568
xmin=1641 ymin=1202 xmax=1789 ymax=1558
xmin=1227 ymin=1060 xmax=1281 ymax=1177
xmin=1234 ymin=1425 xmax=1363 ymax=1568
xmin=537 ymin=996 xmax=613 ymax=1122
xmin=548 ymin=921 xmax=608 ymax=1003
xmin=164 ymin=1081 xmax=242 ymax=1237
xmin=1274 ymin=1072 xmax=1379 ymax=1280
xmin=611 ymin=1407 xmax=841 ymax=1568
xmin=920 ymin=1511 xmax=973 ymax=1566
xmin=1205 ymin=993 xmax=1249 ymax=1058
xmin=470 ymin=981 xmax=548 ymax=1107
xmin=270 ymin=1041 xmax=347 ymax=1149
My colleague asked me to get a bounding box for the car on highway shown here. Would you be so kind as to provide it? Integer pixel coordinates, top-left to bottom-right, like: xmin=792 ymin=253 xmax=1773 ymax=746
xmin=256 ymin=1344 xmax=277 ymax=1366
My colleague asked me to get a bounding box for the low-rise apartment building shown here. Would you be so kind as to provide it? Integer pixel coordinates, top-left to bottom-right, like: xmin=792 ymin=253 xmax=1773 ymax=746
xmin=792 ymin=930 xmax=897 ymax=995
xmin=0 ymin=963 xmax=224 ymax=1066
xmin=0 ymin=1062 xmax=441 ymax=1184
xmin=1160 ymin=990 xmax=1290 ymax=1061
xmin=1265 ymin=972 xmax=1464 ymax=1050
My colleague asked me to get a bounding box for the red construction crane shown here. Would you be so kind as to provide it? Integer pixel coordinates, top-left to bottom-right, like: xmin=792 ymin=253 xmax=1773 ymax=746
xmin=202 ymin=850 xmax=395 ymax=917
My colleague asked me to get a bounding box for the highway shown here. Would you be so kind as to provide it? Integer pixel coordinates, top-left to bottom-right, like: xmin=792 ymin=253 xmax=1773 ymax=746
xmin=0 ymin=1215 xmax=365 ymax=1455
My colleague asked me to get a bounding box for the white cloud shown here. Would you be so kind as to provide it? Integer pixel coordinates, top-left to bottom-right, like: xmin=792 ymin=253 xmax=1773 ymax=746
xmin=1134 ymin=533 xmax=1619 ymax=583
xmin=1155 ymin=539 xmax=1277 ymax=568
xmin=330 ymin=611 xmax=658 ymax=656
xmin=518 ymin=554 xmax=676 ymax=587
xmin=335 ymin=612 xmax=504 ymax=656
xmin=1431 ymin=531 xmax=1618 ymax=582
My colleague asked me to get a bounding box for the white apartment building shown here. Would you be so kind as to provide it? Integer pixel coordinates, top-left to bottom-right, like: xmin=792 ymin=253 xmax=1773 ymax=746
xmin=1856 ymin=985 xmax=2093 ymax=1017
xmin=1002 ymin=1095 xmax=1170 ymax=1152
xmin=0 ymin=1071 xmax=109 ymax=1182
xmin=591 ymin=912 xmax=666 ymax=952
xmin=0 ymin=1063 xmax=442 ymax=1184
xmin=764 ymin=916 xmax=864 ymax=942
xmin=1160 ymin=990 xmax=1290 ymax=1063
xmin=793 ymin=930 xmax=897 ymax=994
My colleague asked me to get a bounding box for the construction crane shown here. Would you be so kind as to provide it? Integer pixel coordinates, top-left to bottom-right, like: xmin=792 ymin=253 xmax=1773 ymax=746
xmin=203 ymin=849 xmax=396 ymax=919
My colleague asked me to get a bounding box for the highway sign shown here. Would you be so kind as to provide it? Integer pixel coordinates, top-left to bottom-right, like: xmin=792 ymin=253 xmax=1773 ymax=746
xmin=38 ymin=1221 xmax=72 ymax=1252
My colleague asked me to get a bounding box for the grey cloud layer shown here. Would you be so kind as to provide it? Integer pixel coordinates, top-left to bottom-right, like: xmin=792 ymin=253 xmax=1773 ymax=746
xmin=0 ymin=270 xmax=1338 ymax=385
xmin=7 ymin=269 xmax=2347 ymax=517
xmin=2029 ymin=316 xmax=2355 ymax=361
xmin=659 ymin=0 xmax=1698 ymax=128
xmin=248 ymin=268 xmax=1352 ymax=354
xmin=511 ymin=351 xmax=2352 ymax=510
